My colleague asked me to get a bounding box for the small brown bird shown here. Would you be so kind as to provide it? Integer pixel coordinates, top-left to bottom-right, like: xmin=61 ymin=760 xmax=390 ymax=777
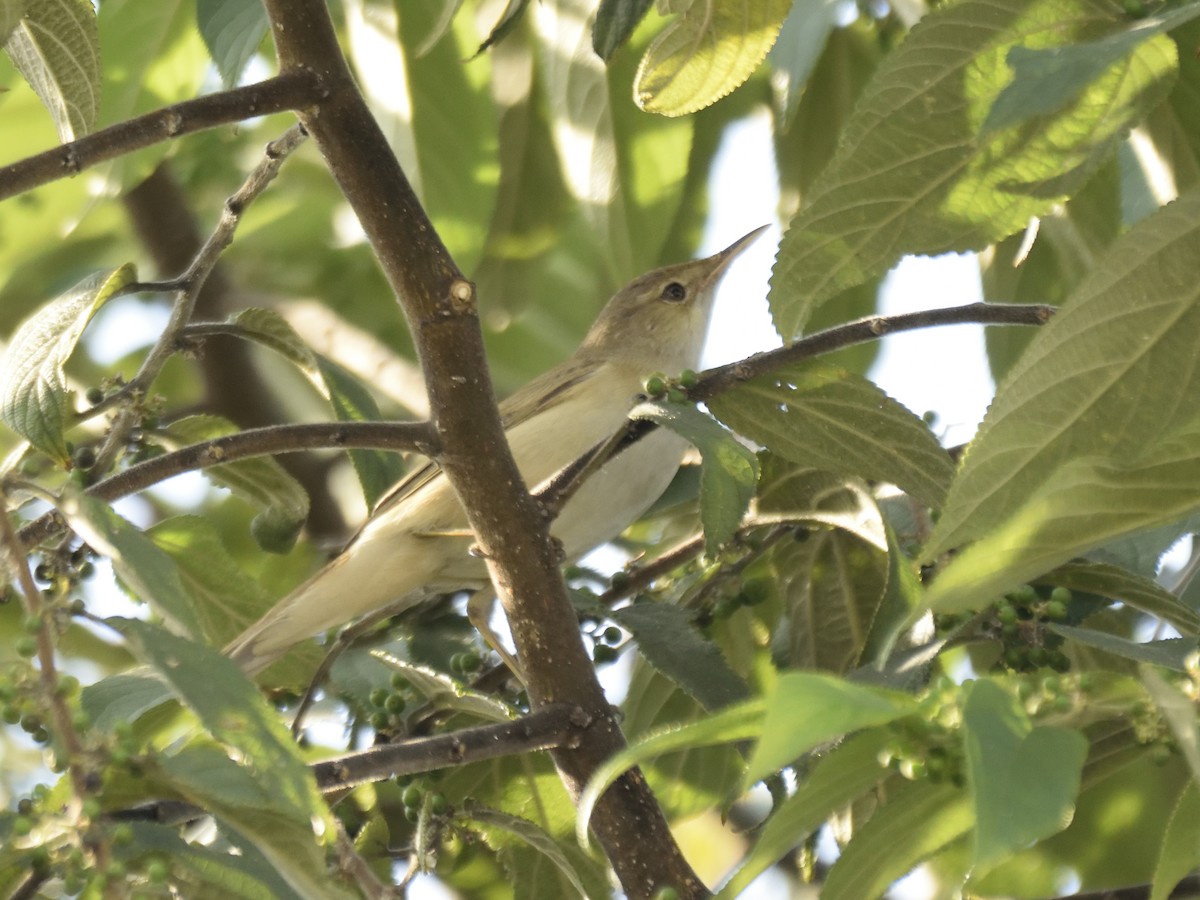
xmin=226 ymin=227 xmax=766 ymax=674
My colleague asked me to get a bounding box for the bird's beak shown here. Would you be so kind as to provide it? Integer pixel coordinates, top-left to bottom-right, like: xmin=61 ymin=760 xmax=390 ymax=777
xmin=701 ymin=224 xmax=770 ymax=286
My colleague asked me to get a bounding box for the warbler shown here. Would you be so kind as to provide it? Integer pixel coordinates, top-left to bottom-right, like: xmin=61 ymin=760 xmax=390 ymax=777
xmin=225 ymin=226 xmax=766 ymax=674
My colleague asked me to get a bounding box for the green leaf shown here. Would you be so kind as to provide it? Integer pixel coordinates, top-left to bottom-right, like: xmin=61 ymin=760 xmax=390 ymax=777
xmin=962 ymin=679 xmax=1087 ymax=870
xmin=771 ymin=0 xmax=1179 ymax=338
xmin=148 ymin=516 xmax=277 ymax=646
xmin=710 ymin=362 xmax=954 ymax=509
xmin=633 ymin=400 xmax=758 ymax=552
xmin=613 ymin=602 xmax=751 ymax=710
xmin=1049 ymin=624 xmax=1198 ymax=670
xmin=1039 ymin=560 xmax=1200 ymax=635
xmin=592 ymin=0 xmax=653 ymax=60
xmin=168 ymin=415 xmax=310 ymax=554
xmin=0 ymin=0 xmax=25 ymax=46
xmin=115 ymin=618 xmax=343 ymax=899
xmin=80 ymin=671 xmax=173 ymax=731
xmin=756 ymin=457 xmax=887 ymax=547
xmin=0 ymin=265 xmax=134 ymax=462
xmin=768 ymin=0 xmax=845 ymax=126
xmin=634 ymin=0 xmax=790 ymax=115
xmin=476 ymin=0 xmax=532 ymax=55
xmin=716 ymin=730 xmax=891 ymax=899
xmin=983 ymin=1 xmax=1200 ymax=134
xmin=1143 ymin=667 xmax=1200 ymax=782
xmin=467 ymin=808 xmax=604 ymax=900
xmin=232 ymin=303 xmax=404 ymax=508
xmin=3 ymin=0 xmax=100 ymax=141
xmin=860 ymin=522 xmax=926 ymax=667
xmin=58 ymin=488 xmax=201 ymax=638
xmin=363 ymin=653 xmax=515 ymax=722
xmin=925 ymin=190 xmax=1200 ymax=612
xmin=315 ymin=356 xmax=405 ymax=508
xmin=1151 ymin=781 xmax=1200 ymax=900
xmin=94 ymin=0 xmax=210 ymax=189
xmin=576 ymin=697 xmax=765 ymax=846
xmin=195 ymin=0 xmax=265 ymax=88
xmin=821 ymin=780 xmax=973 ymax=900
xmin=744 ymin=671 xmax=915 ymax=788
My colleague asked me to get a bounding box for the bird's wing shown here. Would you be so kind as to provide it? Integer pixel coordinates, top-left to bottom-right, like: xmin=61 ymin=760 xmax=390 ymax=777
xmin=366 ymin=356 xmax=604 ymax=519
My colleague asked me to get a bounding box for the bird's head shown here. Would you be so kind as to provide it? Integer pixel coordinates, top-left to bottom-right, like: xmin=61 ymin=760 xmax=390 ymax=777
xmin=579 ymin=225 xmax=768 ymax=373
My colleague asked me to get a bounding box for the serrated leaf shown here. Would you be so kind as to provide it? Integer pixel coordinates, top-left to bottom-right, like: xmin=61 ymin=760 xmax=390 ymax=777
xmin=1039 ymin=560 xmax=1200 ymax=635
xmin=717 ymin=730 xmax=890 ymax=899
xmin=1151 ymin=781 xmax=1200 ymax=900
xmin=771 ymin=0 xmax=1178 ymax=338
xmin=3 ymin=0 xmax=100 ymax=141
xmin=168 ymin=415 xmax=309 ymax=554
xmin=860 ymin=522 xmax=926 ymax=667
xmin=59 ymin=488 xmax=201 ymax=637
xmin=593 ymin=0 xmax=653 ymax=60
xmin=0 ymin=265 xmax=134 ymax=462
xmin=115 ymin=618 xmax=343 ymax=900
xmin=756 ymin=457 xmax=887 ymax=548
xmin=634 ymin=400 xmax=757 ymax=553
xmin=821 ymin=780 xmax=973 ymax=900
xmin=148 ymin=516 xmax=276 ymax=646
xmin=613 ymin=602 xmax=750 ymax=710
xmin=1049 ymin=625 xmax=1199 ymax=670
xmin=195 ymin=0 xmax=267 ymax=88
xmin=635 ymin=0 xmax=790 ymax=115
xmin=984 ymin=1 xmax=1200 ymax=134
xmin=710 ymin=362 xmax=954 ymax=509
xmin=744 ymin=671 xmax=915 ymax=789
xmin=924 ymin=191 xmax=1200 ymax=613
xmin=364 ymin=652 xmax=515 ymax=722
xmin=962 ymin=680 xmax=1087 ymax=869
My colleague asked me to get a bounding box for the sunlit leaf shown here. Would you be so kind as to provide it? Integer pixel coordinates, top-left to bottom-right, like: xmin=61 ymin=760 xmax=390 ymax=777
xmin=0 ymin=265 xmax=134 ymax=462
xmin=635 ymin=0 xmax=790 ymax=115
xmin=925 ymin=190 xmax=1200 ymax=612
xmin=771 ymin=0 xmax=1178 ymax=338
xmin=1150 ymin=781 xmax=1200 ymax=900
xmin=3 ymin=0 xmax=99 ymax=140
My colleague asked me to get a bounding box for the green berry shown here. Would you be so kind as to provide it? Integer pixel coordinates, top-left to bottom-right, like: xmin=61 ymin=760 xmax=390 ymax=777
xmin=15 ymin=637 xmax=37 ymax=658
xmin=16 ymin=798 xmax=32 ymax=815
xmin=112 ymin=823 xmax=134 ymax=845
xmin=72 ymin=447 xmax=97 ymax=470
xmin=995 ymin=603 xmax=1018 ymax=625
xmin=81 ymin=798 xmax=101 ymax=820
xmin=389 ymin=673 xmax=408 ymax=691
xmin=678 ymin=369 xmax=699 ymax=388
xmin=105 ymin=861 xmax=126 ymax=880
xmin=85 ymin=387 xmax=105 ymax=405
xmin=33 ymin=563 xmax=52 ymax=583
xmin=593 ymin=644 xmax=618 ymax=664
xmin=458 ymin=651 xmax=481 ymax=673
xmin=601 ymin=626 xmax=622 ymax=645
xmin=369 ymin=688 xmax=389 ymax=708
xmin=145 ymin=859 xmax=169 ymax=883
xmin=12 ymin=815 xmax=32 ymax=836
xmin=404 ymin=806 xmax=421 ymax=823
xmin=666 ymin=387 xmax=688 ymax=404
xmin=1049 ymin=587 xmax=1072 ymax=605
xmin=428 ymin=793 xmax=449 ymax=815
xmin=1010 ymin=585 xmax=1038 ymax=606
xmin=22 ymin=615 xmax=42 ymax=635
xmin=402 ymin=784 xmax=423 ymax=808
xmin=384 ymin=693 xmax=406 ymax=714
xmin=644 ymin=374 xmax=666 ymax=397
xmin=369 ymin=711 xmax=390 ymax=731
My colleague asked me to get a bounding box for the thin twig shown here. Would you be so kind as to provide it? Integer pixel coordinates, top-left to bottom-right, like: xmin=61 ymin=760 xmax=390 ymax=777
xmin=692 ymin=302 xmax=1054 ymax=402
xmin=91 ymin=126 xmax=310 ymax=477
xmin=334 ymin=818 xmax=401 ymax=899
xmin=0 ymin=72 xmax=322 ymax=202
xmin=15 ymin=420 xmax=437 ymax=551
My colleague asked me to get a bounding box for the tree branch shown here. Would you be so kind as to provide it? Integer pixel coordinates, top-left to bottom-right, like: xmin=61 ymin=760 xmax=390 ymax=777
xmin=260 ymin=3 xmax=706 ymax=895
xmin=0 ymin=72 xmax=323 ymax=202
xmin=311 ymin=703 xmax=589 ymax=792
xmin=14 ymin=421 xmax=437 ymax=550
xmin=692 ymin=301 xmax=1054 ymax=401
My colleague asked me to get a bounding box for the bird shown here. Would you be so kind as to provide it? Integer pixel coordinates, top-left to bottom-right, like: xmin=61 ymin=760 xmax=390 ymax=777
xmin=225 ymin=226 xmax=766 ymax=675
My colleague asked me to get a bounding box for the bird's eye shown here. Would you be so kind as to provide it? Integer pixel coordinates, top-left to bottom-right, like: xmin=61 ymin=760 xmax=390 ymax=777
xmin=660 ymin=282 xmax=688 ymax=302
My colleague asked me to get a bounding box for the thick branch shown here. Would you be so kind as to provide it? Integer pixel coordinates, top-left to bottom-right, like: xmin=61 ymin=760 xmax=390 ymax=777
xmin=260 ymin=3 xmax=705 ymax=896
xmin=312 ymin=703 xmax=588 ymax=792
xmin=15 ymin=421 xmax=437 ymax=550
xmin=0 ymin=72 xmax=323 ymax=201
